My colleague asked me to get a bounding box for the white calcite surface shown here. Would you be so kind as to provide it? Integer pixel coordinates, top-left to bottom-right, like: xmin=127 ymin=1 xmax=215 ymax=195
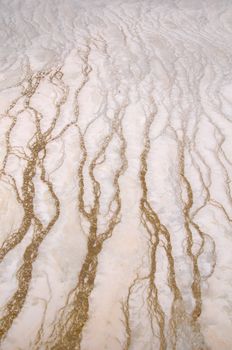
xmin=0 ymin=0 xmax=232 ymax=349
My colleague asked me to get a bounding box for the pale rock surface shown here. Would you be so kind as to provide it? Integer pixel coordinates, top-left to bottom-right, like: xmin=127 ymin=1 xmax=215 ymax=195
xmin=0 ymin=0 xmax=232 ymax=349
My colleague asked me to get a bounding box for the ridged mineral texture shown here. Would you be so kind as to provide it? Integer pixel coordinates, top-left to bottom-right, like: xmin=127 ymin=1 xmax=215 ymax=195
xmin=0 ymin=1 xmax=232 ymax=349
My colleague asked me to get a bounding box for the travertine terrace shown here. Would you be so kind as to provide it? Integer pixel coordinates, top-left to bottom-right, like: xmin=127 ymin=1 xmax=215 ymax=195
xmin=0 ymin=1 xmax=232 ymax=349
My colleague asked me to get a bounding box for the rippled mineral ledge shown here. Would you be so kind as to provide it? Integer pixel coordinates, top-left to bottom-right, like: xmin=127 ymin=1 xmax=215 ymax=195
xmin=0 ymin=0 xmax=232 ymax=349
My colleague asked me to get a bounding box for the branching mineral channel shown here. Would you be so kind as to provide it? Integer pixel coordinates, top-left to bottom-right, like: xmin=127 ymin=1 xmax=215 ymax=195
xmin=0 ymin=0 xmax=232 ymax=349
